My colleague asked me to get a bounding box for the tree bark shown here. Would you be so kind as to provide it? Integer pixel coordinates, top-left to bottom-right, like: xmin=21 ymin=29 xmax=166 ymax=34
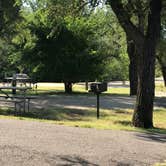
xmin=64 ymin=82 xmax=72 ymax=93
xmin=132 ymin=41 xmax=155 ymax=128
xmin=127 ymin=38 xmax=138 ymax=96
xmin=132 ymin=0 xmax=162 ymax=128
xmin=109 ymin=0 xmax=162 ymax=128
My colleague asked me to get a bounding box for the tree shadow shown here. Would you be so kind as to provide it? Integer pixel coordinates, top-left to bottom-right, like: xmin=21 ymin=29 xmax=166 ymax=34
xmin=154 ymin=96 xmax=166 ymax=108
xmin=55 ymin=155 xmax=99 ymax=166
xmin=29 ymin=89 xmax=130 ymax=97
xmin=29 ymin=89 xmax=92 ymax=96
xmin=114 ymin=120 xmax=132 ymax=126
xmin=135 ymin=131 xmax=166 ymax=143
xmin=0 ymin=145 xmax=99 ymax=166
xmin=0 ymin=107 xmax=109 ymax=122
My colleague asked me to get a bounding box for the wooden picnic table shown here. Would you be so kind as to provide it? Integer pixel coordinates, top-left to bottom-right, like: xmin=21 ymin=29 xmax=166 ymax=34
xmin=5 ymin=77 xmax=32 ymax=88
xmin=0 ymin=86 xmax=32 ymax=112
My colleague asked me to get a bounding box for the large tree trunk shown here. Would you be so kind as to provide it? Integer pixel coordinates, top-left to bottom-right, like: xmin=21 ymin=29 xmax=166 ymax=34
xmin=127 ymin=39 xmax=138 ymax=96
xmin=109 ymin=0 xmax=162 ymax=128
xmin=132 ymin=0 xmax=161 ymax=128
xmin=64 ymin=82 xmax=72 ymax=93
xmin=132 ymin=42 xmax=155 ymax=128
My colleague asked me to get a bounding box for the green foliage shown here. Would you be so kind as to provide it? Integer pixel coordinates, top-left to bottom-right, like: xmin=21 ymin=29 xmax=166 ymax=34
xmin=13 ymin=2 xmax=127 ymax=83
xmin=0 ymin=0 xmax=128 ymax=83
xmin=0 ymin=39 xmax=17 ymax=79
xmin=105 ymin=53 xmax=129 ymax=81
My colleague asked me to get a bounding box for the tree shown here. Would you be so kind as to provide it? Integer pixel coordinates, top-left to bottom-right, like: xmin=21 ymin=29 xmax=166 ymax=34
xmin=15 ymin=1 xmax=117 ymax=93
xmin=0 ymin=0 xmax=21 ymax=33
xmin=107 ymin=0 xmax=162 ymax=128
xmin=0 ymin=0 xmax=22 ymax=79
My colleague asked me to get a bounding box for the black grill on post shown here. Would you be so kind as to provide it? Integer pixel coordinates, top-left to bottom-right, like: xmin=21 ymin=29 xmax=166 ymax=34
xmin=89 ymin=82 xmax=107 ymax=119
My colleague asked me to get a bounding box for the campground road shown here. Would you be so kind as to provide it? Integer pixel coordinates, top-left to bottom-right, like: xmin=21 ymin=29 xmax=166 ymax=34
xmin=0 ymin=119 xmax=166 ymax=166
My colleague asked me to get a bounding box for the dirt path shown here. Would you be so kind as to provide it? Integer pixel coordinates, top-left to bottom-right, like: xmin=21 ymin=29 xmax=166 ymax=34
xmin=0 ymin=119 xmax=166 ymax=166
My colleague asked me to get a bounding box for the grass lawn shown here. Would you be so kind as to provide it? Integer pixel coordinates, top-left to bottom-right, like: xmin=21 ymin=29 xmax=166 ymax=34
xmin=29 ymin=82 xmax=130 ymax=96
xmin=154 ymin=161 xmax=166 ymax=166
xmin=32 ymin=82 xmax=165 ymax=95
xmin=156 ymin=83 xmax=166 ymax=93
xmin=0 ymin=82 xmax=165 ymax=134
xmin=0 ymin=82 xmax=165 ymax=96
xmin=0 ymin=106 xmax=165 ymax=134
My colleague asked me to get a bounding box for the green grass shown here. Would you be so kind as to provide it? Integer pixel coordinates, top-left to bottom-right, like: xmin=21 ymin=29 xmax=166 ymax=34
xmin=0 ymin=107 xmax=165 ymax=134
xmin=0 ymin=82 xmax=165 ymax=96
xmin=0 ymin=82 xmax=165 ymax=134
xmin=154 ymin=161 xmax=166 ymax=166
xmin=106 ymin=87 xmax=129 ymax=95
xmin=32 ymin=82 xmax=165 ymax=95
xmin=28 ymin=83 xmax=130 ymax=96
xmin=156 ymin=83 xmax=166 ymax=93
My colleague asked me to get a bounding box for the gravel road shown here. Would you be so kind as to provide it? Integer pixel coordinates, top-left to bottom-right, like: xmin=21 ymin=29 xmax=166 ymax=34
xmin=0 ymin=119 xmax=166 ymax=166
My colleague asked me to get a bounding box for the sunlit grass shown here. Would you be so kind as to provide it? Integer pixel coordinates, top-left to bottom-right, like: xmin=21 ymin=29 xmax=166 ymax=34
xmin=156 ymin=83 xmax=166 ymax=93
xmin=30 ymin=82 xmax=130 ymax=95
xmin=0 ymin=82 xmax=165 ymax=133
xmin=153 ymin=109 xmax=166 ymax=129
xmin=32 ymin=82 xmax=165 ymax=95
xmin=0 ymin=107 xmax=165 ymax=134
xmin=106 ymin=87 xmax=129 ymax=95
xmin=154 ymin=161 xmax=166 ymax=166
xmin=0 ymin=82 xmax=165 ymax=96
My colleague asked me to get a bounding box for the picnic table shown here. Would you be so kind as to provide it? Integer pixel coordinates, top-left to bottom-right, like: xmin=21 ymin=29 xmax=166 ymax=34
xmin=4 ymin=73 xmax=37 ymax=93
xmin=5 ymin=75 xmax=32 ymax=88
xmin=0 ymin=86 xmax=33 ymax=112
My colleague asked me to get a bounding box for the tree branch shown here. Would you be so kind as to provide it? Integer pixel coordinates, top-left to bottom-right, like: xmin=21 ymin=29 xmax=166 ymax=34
xmin=107 ymin=0 xmax=145 ymax=49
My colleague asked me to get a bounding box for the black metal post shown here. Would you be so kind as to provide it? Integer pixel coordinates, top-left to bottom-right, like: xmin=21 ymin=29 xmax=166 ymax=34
xmin=97 ymin=92 xmax=100 ymax=119
xmin=12 ymin=78 xmax=16 ymax=94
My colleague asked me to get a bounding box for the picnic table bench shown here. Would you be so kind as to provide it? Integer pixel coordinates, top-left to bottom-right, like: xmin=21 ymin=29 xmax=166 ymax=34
xmin=0 ymin=86 xmax=36 ymax=113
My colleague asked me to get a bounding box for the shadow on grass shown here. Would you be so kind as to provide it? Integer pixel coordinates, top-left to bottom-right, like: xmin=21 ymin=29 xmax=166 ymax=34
xmin=29 ymin=90 xmax=91 ymax=96
xmin=114 ymin=110 xmax=132 ymax=114
xmin=114 ymin=120 xmax=132 ymax=126
xmin=154 ymin=96 xmax=166 ymax=108
xmin=28 ymin=89 xmax=130 ymax=97
xmin=0 ymin=107 xmax=109 ymax=122
xmin=113 ymin=119 xmax=166 ymax=135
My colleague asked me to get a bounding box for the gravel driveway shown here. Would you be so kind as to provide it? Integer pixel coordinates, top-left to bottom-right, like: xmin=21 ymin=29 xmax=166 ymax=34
xmin=0 ymin=119 xmax=166 ymax=166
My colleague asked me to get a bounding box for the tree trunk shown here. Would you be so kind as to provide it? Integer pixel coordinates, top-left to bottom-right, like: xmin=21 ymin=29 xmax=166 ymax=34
xmin=161 ymin=66 xmax=166 ymax=86
xmin=132 ymin=0 xmax=161 ymax=128
xmin=127 ymin=39 xmax=138 ymax=96
xmin=64 ymin=82 xmax=72 ymax=93
xmin=109 ymin=0 xmax=162 ymax=128
xmin=132 ymin=42 xmax=155 ymax=128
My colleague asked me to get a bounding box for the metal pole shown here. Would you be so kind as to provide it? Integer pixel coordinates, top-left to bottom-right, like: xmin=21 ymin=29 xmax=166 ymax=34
xmin=12 ymin=75 xmax=16 ymax=95
xmin=97 ymin=93 xmax=100 ymax=119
